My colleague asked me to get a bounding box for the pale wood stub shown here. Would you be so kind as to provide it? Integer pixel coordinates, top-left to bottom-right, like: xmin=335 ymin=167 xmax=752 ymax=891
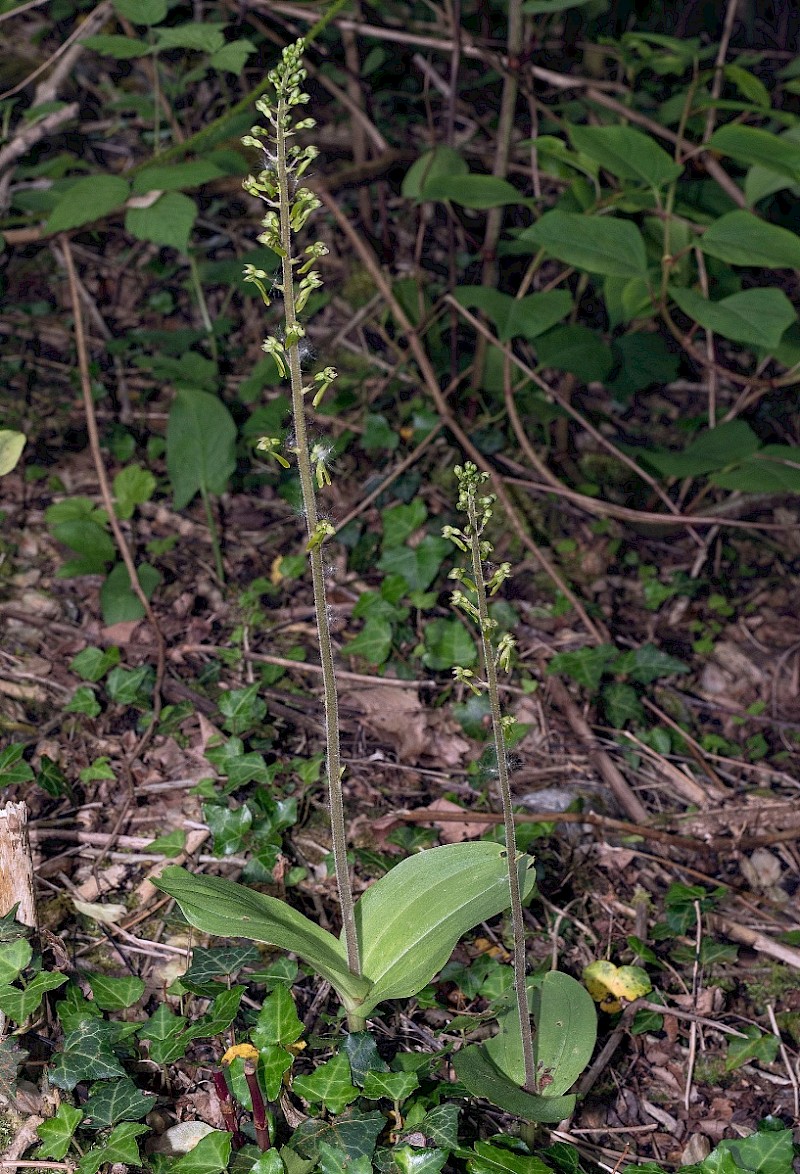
xmin=0 ymin=800 xmax=37 ymax=930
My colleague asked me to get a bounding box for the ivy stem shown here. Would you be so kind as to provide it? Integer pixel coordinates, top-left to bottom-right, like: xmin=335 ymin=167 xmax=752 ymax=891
xmin=274 ymin=92 xmax=361 ymax=978
xmin=465 ymin=491 xmax=536 ymax=1095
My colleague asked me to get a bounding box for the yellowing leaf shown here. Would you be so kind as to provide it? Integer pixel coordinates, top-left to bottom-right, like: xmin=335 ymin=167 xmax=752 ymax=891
xmin=583 ymin=961 xmax=651 ymax=1013
xmin=222 ymin=1042 xmax=259 ymax=1065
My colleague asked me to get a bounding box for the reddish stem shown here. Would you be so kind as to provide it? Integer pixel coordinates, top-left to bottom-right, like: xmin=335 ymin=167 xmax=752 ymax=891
xmin=212 ymin=1069 xmax=246 ymax=1150
xmin=245 ymin=1059 xmax=271 ymax=1151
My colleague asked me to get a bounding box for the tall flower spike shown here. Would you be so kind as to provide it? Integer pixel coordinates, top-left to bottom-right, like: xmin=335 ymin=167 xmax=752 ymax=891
xmin=242 ymin=41 xmax=357 ymax=980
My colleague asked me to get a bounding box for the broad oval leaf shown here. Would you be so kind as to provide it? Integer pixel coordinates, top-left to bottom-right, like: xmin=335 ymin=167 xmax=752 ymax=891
xmin=711 ymin=446 xmax=800 ymax=493
xmin=453 ymin=1044 xmax=576 ymax=1123
xmin=421 ymin=175 xmax=522 ymax=209
xmin=583 ymin=960 xmax=651 ymax=1013
xmin=352 ymin=843 xmax=537 ymax=1015
xmin=710 ymin=124 xmax=800 ymax=183
xmin=167 ymin=388 xmax=236 ymax=509
xmin=485 ymin=971 xmax=597 ymax=1096
xmin=453 ymin=287 xmax=572 ymax=342
xmin=153 ymin=866 xmax=370 ymax=1006
xmin=46 ymin=176 xmax=130 ymax=234
xmin=669 ymin=286 xmax=796 ymax=350
xmin=125 ymin=190 xmax=197 ymax=253
xmin=744 ymin=126 xmax=800 ymax=205
xmin=402 ymin=147 xmax=468 ymax=200
xmin=699 ymin=210 xmax=800 ymax=268
xmin=568 ymin=124 xmax=683 ymax=188
xmin=521 ymin=211 xmax=648 ymax=278
xmin=643 ymin=420 xmax=761 ymax=478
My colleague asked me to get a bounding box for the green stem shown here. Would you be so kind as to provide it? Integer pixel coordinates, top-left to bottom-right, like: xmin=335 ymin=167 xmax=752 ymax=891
xmin=275 ymin=92 xmax=361 ymax=979
xmin=466 ymin=494 xmax=536 ymax=1095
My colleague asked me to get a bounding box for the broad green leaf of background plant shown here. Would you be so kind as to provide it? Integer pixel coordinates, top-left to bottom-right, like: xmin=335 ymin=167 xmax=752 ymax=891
xmin=642 ymin=420 xmax=760 ymax=478
xmin=485 ymin=972 xmax=597 ymax=1096
xmin=125 ymin=191 xmax=197 ymax=253
xmin=547 ymin=644 xmax=618 ymax=692
xmin=710 ymin=124 xmax=800 ymax=182
xmin=522 ymin=0 xmax=594 ymax=11
xmin=402 ymin=147 xmax=468 ymax=199
xmin=711 ymin=446 xmax=800 ymax=492
xmin=453 ymin=288 xmax=572 ymax=342
xmin=46 ymin=176 xmax=130 ymax=234
xmin=113 ymin=0 xmax=166 ymax=23
xmin=377 ymin=535 xmax=450 ymax=593
xmin=167 ymin=387 xmax=237 ymax=509
xmin=352 ymin=843 xmax=537 ymax=1015
xmin=421 ymin=174 xmax=523 ymax=209
xmin=699 ymin=210 xmax=800 ymax=268
xmin=82 ymin=1076 xmax=157 ymax=1128
xmin=669 ymin=286 xmax=795 ymax=350
xmin=84 ymin=34 xmax=151 ymax=58
xmin=521 ymin=211 xmax=648 ymax=278
xmin=724 ymin=1025 xmax=779 ymax=1073
xmin=467 ymin=1139 xmax=552 ymax=1174
xmin=77 ymin=1123 xmax=150 ymax=1174
xmin=744 ymin=125 xmax=800 ymax=205
xmin=0 ymin=430 xmax=25 ymax=475
xmin=131 ymin=161 xmax=225 ymax=194
xmin=535 ymin=324 xmax=614 ymax=382
xmin=154 ymin=867 xmax=369 ymax=1007
xmin=568 ymin=124 xmax=683 ymax=188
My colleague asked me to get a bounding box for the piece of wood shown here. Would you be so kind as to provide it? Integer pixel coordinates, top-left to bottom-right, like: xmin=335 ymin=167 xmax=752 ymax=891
xmin=0 ymin=801 xmax=37 ymax=930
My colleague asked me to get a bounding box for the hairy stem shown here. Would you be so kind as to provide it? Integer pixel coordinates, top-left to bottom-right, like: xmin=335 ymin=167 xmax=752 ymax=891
xmin=274 ymin=91 xmax=360 ymax=978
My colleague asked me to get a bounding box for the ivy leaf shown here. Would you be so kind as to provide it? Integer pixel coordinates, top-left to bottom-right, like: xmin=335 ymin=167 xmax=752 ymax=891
xmin=49 ymin=1018 xmax=128 ymax=1090
xmin=293 ymin=1052 xmax=360 ymax=1115
xmin=725 ymin=1025 xmax=779 ymax=1072
xmin=346 ymin=618 xmax=393 ymax=665
xmin=218 ymin=683 xmax=267 ymax=734
xmin=172 ymin=1130 xmax=232 ymax=1174
xmin=362 ymin=1070 xmax=419 ymax=1103
xmin=0 ymin=1037 xmax=27 ymax=1101
xmin=291 ymin=1110 xmax=385 ymax=1165
xmin=182 ymin=945 xmax=260 ymax=988
xmin=0 ymin=744 xmax=34 ymax=788
xmin=76 ymin=1121 xmax=150 ymax=1174
xmin=0 ymin=430 xmax=26 ymax=476
xmin=0 ymin=972 xmax=67 ymax=1024
xmin=421 ymin=619 xmax=477 ymax=671
xmin=547 ymin=644 xmax=618 ymax=692
xmin=614 ymin=645 xmax=689 ymax=684
xmin=378 ymin=535 xmax=450 ymax=592
xmin=393 ymin=1148 xmax=447 ymax=1174
xmin=251 ymin=984 xmax=304 ymax=1048
xmin=342 ymin=1033 xmax=389 ymax=1087
xmin=82 ymin=1077 xmax=157 ymax=1128
xmin=259 ymin=1044 xmax=294 ymax=1101
xmin=70 ymin=646 xmax=121 ymax=682
xmin=381 ymin=500 xmax=428 ymax=548
xmin=86 ymin=974 xmax=146 ymax=1011
xmin=318 ymin=1143 xmax=373 ymax=1174
xmin=35 ymin=1104 xmax=84 ymax=1159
